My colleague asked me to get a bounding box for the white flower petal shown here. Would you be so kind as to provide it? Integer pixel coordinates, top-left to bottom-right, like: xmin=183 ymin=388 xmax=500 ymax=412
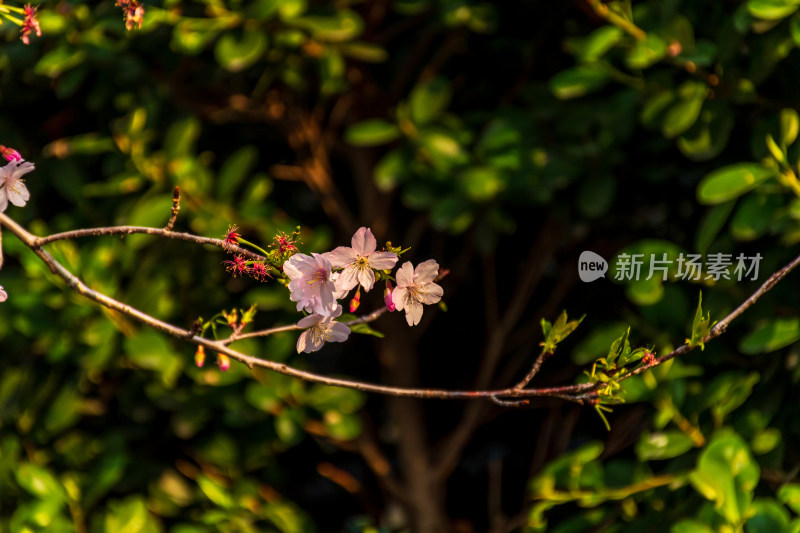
xmin=351 ymin=227 xmax=376 ymax=255
xmin=391 ymin=286 xmax=408 ymax=310
xmin=337 ymin=265 xmax=360 ymax=291
xmin=414 ymin=259 xmax=439 ymax=283
xmin=368 ymin=252 xmax=398 ymax=270
xmin=0 ymin=286 xmax=6 ymax=303
xmin=0 ymin=189 xmax=8 ymax=213
xmin=298 ymin=314 xmax=323 ymax=328
xmin=396 ymin=262 xmax=415 ymax=288
xmin=329 ymin=322 xmax=351 ymax=342
xmin=419 ymin=282 xmax=444 ymax=304
xmin=404 ymin=301 xmax=423 ymax=326
xmin=7 ymin=180 xmax=29 ymax=207
xmin=297 ymin=330 xmax=309 ymax=353
xmin=357 ymin=268 xmax=375 ymax=292
xmin=326 ymin=246 xmax=357 ymax=268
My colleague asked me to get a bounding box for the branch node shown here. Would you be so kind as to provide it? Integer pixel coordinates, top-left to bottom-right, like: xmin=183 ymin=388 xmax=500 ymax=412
xmin=164 ymin=187 xmax=181 ymax=231
xmin=489 ymin=395 xmax=530 ymax=408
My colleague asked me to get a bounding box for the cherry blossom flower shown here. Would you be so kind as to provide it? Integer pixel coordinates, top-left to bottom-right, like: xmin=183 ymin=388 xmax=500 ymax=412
xmin=392 ymin=260 xmax=444 ymax=326
xmin=20 ymin=4 xmax=41 ymax=45
xmin=0 ymin=146 xmax=22 ymax=162
xmin=284 ymin=253 xmax=339 ymax=316
xmin=296 ymin=308 xmax=350 ymax=353
xmin=217 ymin=353 xmax=231 ymax=371
xmin=325 ymin=227 xmax=398 ymax=293
xmin=0 ymin=160 xmax=35 ymax=213
xmin=0 ymin=286 xmax=7 ymax=303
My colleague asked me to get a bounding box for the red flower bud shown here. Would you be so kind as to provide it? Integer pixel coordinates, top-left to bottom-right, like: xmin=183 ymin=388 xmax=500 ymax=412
xmin=384 ymin=281 xmax=395 ymax=312
xmin=194 ymin=345 xmax=206 ymax=368
xmin=349 ymin=287 xmax=361 ymax=313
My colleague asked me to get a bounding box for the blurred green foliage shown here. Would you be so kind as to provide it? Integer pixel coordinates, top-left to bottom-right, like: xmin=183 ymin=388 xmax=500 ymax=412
xmin=2 ymin=0 xmax=800 ymax=531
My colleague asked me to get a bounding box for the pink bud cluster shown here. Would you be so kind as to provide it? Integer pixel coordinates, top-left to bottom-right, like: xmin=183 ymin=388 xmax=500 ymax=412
xmin=115 ymin=0 xmax=144 ymax=30
xmin=20 ymin=4 xmax=41 ymax=45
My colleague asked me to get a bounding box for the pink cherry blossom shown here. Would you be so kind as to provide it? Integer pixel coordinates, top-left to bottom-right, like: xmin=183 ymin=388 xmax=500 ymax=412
xmin=325 ymin=227 xmax=398 ymax=292
xmin=0 ymin=160 xmax=35 ymax=213
xmin=296 ymin=308 xmax=351 ymax=353
xmin=0 ymin=286 xmax=7 ymax=303
xmin=283 ymin=253 xmax=339 ymax=316
xmin=392 ymin=260 xmax=444 ymax=326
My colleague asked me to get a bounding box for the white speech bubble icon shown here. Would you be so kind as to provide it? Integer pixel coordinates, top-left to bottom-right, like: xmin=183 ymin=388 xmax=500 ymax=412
xmin=578 ymin=251 xmax=608 ymax=282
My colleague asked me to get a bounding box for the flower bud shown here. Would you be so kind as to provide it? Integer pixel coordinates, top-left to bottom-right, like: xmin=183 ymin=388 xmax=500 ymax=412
xmin=349 ymin=287 xmax=361 ymax=313
xmin=0 ymin=146 xmax=22 ymax=162
xmin=194 ymin=345 xmax=206 ymax=367
xmin=217 ymin=353 xmax=231 ymax=372
xmin=384 ymin=282 xmax=395 ymax=312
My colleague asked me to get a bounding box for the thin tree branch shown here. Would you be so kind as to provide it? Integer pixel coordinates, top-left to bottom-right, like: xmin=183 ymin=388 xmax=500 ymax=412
xmin=36 ymin=225 xmax=267 ymax=262
xmin=2 ymin=212 xmax=799 ymax=406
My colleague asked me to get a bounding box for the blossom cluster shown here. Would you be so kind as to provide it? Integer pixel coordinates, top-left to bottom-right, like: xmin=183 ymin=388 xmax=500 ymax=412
xmin=283 ymin=227 xmax=444 ymax=353
xmin=0 ymin=152 xmax=35 ymax=214
xmin=0 ymin=145 xmax=34 ymax=304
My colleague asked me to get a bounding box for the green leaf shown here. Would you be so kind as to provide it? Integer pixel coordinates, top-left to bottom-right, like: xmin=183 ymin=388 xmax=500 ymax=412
xmin=672 ymin=520 xmax=713 ymax=533
xmin=688 ymin=292 xmax=713 ymax=350
xmin=778 ymin=484 xmax=800 ymax=514
xmin=349 ymin=322 xmax=385 ymax=337
xmin=747 ymin=0 xmax=800 ymax=21
xmin=695 ymin=201 xmax=736 ymax=253
xmin=689 ymin=430 xmax=759 ymax=525
xmin=34 ymin=46 xmax=86 ymax=78
xmin=123 ymin=331 xmax=183 ymax=387
xmin=542 ymin=311 xmax=585 ymax=353
xmin=579 ymin=26 xmax=624 ymax=62
xmin=339 ymin=42 xmax=389 ymax=63
xmin=625 ymin=34 xmax=668 ymax=69
xmin=460 ymin=167 xmax=505 ymax=202
xmin=323 ymin=411 xmax=362 ymax=440
xmin=730 ymin=194 xmax=780 ymax=241
xmin=215 ymin=29 xmax=268 ymax=72
xmin=15 ymin=463 xmax=67 ymax=501
xmin=307 ymin=385 xmax=366 ymax=414
xmin=164 ymin=117 xmax=201 ymax=160
xmin=605 ymin=327 xmax=631 ymax=366
xmin=747 ymin=499 xmax=791 ymax=532
xmin=197 ymin=474 xmax=234 ymax=509
xmin=678 ymin=101 xmax=734 ymax=161
xmin=740 ymin=318 xmax=800 ymax=354
xmin=104 ymin=496 xmax=151 ymax=533
xmin=636 ymin=431 xmax=696 ymax=460
xmin=781 ymin=108 xmax=800 ymax=145
xmin=697 ymin=163 xmax=775 ymax=205
xmin=549 ymin=65 xmax=609 ymax=99
xmin=291 ymin=9 xmax=364 ymax=42
xmin=344 ymin=119 xmax=401 ymax=146
xmin=662 ymin=81 xmax=708 ymax=138
xmin=751 ymin=428 xmax=782 ymax=454
xmin=374 ymin=148 xmax=409 ymax=191
xmin=410 ymin=76 xmax=452 ymax=125
xmin=216 ymin=145 xmax=258 ymax=201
